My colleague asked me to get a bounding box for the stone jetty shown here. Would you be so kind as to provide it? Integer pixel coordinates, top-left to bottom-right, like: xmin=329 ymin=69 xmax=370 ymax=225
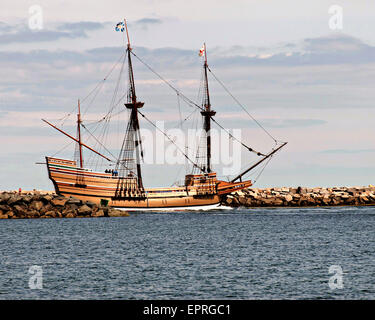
xmin=223 ymin=186 xmax=375 ymax=207
xmin=0 ymin=191 xmax=129 ymax=219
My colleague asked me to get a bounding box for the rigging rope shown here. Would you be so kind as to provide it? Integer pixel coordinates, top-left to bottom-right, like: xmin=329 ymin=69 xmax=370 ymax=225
xmin=83 ymin=91 xmax=128 ymax=127
xmin=50 ymin=46 xmax=286 ymax=183
xmin=253 ymin=155 xmax=273 ymax=184
xmin=132 ymin=49 xmax=266 ymax=157
xmin=207 ymin=66 xmax=279 ymax=144
xmin=81 ymin=51 xmax=127 ymax=115
xmin=57 ymin=51 xmax=127 ymax=126
xmin=137 ymin=110 xmax=205 ymax=173
xmin=81 ymin=124 xmax=116 ymax=161
xmin=130 ymin=51 xmax=205 ymax=112
xmin=210 ymin=117 xmax=266 ymax=157
xmin=51 ymin=140 xmax=74 ymax=158
xmin=95 ymin=52 xmax=127 ymax=167
xmin=177 ymin=93 xmax=183 ymax=128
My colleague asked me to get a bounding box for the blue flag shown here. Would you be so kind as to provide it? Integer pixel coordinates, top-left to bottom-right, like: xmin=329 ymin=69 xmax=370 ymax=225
xmin=115 ymin=22 xmax=125 ymax=32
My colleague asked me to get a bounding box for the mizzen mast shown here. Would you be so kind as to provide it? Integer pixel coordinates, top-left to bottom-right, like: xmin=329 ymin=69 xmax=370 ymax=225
xmin=76 ymin=99 xmax=83 ymax=168
xmin=42 ymin=118 xmax=112 ymax=162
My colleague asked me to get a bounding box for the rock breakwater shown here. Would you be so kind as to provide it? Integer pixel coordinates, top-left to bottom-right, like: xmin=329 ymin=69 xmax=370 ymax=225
xmin=223 ymin=186 xmax=375 ymax=207
xmin=0 ymin=191 xmax=129 ymax=219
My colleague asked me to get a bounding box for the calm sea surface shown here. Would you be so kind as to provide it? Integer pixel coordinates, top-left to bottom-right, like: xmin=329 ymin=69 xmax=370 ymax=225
xmin=0 ymin=206 xmax=374 ymax=299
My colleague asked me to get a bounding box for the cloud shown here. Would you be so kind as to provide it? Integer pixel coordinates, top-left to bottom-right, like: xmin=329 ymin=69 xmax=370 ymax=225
xmin=303 ymin=34 xmax=369 ymax=53
xmin=205 ymin=112 xmax=328 ymax=129
xmin=320 ymin=148 xmax=375 ymax=154
xmin=135 ymin=18 xmax=163 ymax=26
xmin=0 ymin=45 xmax=197 ymax=70
xmin=212 ymin=34 xmax=375 ymax=67
xmin=2 ymin=33 xmax=375 ymax=67
xmin=265 ymin=119 xmax=327 ymax=128
xmin=0 ymin=21 xmax=105 ymax=45
xmin=0 ymin=111 xmax=71 ymax=128
xmin=114 ymin=17 xmax=164 ymax=31
xmin=0 ymin=21 xmax=12 ymax=32
xmin=2 ymin=32 xmax=375 ymax=117
xmin=59 ymin=21 xmax=105 ymax=31
xmin=133 ymin=33 xmax=375 ymax=68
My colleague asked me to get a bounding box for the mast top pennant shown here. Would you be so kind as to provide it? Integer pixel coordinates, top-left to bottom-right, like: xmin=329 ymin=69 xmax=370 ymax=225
xmin=199 ymin=45 xmax=205 ymax=57
xmin=115 ymin=22 xmax=125 ymax=32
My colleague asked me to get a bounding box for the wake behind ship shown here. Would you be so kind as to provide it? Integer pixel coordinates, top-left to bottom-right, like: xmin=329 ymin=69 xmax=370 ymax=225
xmin=43 ymin=19 xmax=286 ymax=210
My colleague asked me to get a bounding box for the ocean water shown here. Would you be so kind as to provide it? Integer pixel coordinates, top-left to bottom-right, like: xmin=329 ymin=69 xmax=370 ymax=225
xmin=0 ymin=206 xmax=374 ymax=300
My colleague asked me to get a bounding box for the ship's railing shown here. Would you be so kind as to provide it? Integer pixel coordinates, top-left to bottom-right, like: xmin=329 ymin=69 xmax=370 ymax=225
xmin=112 ymin=177 xmax=146 ymax=200
xmin=194 ymin=179 xmax=217 ymax=195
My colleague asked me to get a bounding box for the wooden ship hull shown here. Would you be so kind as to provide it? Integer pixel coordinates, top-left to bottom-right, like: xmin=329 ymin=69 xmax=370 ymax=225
xmin=46 ymin=157 xmax=252 ymax=209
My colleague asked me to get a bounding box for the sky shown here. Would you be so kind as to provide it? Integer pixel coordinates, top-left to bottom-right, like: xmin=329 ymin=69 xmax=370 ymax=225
xmin=0 ymin=0 xmax=374 ymax=191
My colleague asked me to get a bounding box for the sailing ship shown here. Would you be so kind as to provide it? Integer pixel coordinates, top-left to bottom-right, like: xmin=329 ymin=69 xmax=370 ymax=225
xmin=43 ymin=19 xmax=286 ymax=210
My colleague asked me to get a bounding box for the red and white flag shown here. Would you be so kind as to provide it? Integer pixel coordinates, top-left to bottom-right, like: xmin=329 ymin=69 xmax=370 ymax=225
xmin=199 ymin=45 xmax=205 ymax=57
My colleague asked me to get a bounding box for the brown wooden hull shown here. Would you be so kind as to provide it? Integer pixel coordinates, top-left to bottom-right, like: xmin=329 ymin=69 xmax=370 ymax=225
xmin=45 ymin=157 xmax=251 ymax=209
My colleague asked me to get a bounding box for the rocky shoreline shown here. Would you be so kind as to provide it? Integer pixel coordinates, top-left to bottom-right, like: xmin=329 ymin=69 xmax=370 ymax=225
xmin=223 ymin=186 xmax=375 ymax=207
xmin=0 ymin=191 xmax=129 ymax=219
xmin=1 ymin=186 xmax=375 ymax=219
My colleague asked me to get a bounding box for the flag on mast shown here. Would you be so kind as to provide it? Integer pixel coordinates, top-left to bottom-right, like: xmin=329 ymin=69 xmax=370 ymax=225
xmin=115 ymin=22 xmax=125 ymax=32
xmin=199 ymin=45 xmax=205 ymax=57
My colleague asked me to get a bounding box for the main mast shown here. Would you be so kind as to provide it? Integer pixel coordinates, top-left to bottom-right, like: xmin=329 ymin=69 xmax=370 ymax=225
xmin=118 ymin=19 xmax=144 ymax=190
xmin=201 ymin=43 xmax=216 ymax=173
